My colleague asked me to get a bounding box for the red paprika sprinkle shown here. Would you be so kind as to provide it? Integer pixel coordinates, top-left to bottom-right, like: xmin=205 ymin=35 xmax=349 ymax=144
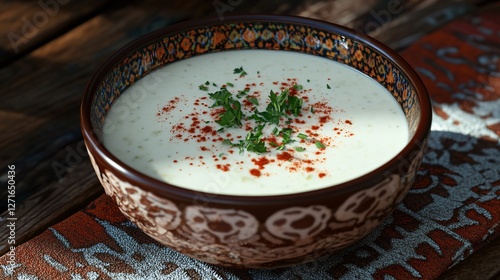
xmin=216 ymin=164 xmax=230 ymax=172
xmin=252 ymin=157 xmax=270 ymax=170
xmin=305 ymin=167 xmax=315 ymax=172
xmin=277 ymin=151 xmax=293 ymax=161
xmin=250 ymin=169 xmax=261 ymax=177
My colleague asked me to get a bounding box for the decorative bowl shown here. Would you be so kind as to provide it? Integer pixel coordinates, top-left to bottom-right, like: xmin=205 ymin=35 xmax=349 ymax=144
xmin=80 ymin=15 xmax=432 ymax=268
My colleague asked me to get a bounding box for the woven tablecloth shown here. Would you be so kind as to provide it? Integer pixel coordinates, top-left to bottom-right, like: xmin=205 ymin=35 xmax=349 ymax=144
xmin=1 ymin=7 xmax=499 ymax=280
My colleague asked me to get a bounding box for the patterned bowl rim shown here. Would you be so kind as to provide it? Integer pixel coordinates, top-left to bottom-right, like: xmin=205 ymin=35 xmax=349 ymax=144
xmin=81 ymin=14 xmax=432 ymax=205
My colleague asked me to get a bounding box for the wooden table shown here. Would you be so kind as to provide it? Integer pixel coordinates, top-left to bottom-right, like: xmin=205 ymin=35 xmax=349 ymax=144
xmin=1 ymin=0 xmax=499 ymax=278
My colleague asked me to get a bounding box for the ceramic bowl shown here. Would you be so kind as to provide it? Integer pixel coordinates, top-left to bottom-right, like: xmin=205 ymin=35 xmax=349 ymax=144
xmin=80 ymin=15 xmax=432 ymax=268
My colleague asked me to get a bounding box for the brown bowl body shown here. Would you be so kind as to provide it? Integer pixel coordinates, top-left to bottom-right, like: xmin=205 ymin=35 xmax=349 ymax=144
xmin=80 ymin=15 xmax=432 ymax=268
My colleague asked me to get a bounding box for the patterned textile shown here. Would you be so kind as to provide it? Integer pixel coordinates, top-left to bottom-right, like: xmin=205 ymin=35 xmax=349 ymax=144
xmin=1 ymin=7 xmax=499 ymax=280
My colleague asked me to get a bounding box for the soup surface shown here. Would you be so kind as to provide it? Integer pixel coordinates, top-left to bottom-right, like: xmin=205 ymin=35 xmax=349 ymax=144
xmin=103 ymin=50 xmax=408 ymax=195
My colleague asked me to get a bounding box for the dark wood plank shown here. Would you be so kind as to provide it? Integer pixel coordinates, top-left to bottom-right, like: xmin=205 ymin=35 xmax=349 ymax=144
xmin=0 ymin=0 xmax=121 ymax=67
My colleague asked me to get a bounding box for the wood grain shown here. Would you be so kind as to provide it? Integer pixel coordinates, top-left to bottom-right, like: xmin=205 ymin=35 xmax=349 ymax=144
xmin=0 ymin=0 xmax=121 ymax=67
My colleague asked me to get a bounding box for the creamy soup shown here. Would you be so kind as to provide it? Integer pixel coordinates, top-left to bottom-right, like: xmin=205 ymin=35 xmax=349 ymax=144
xmin=102 ymin=50 xmax=408 ymax=196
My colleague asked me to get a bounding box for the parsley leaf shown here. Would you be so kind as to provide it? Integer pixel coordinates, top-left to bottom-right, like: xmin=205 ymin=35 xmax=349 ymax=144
xmin=209 ymin=87 xmax=244 ymax=129
xmin=294 ymin=146 xmax=306 ymax=152
xmin=247 ymin=96 xmax=259 ymax=106
xmin=297 ymin=133 xmax=308 ymax=140
xmin=199 ymin=84 xmax=209 ymax=91
xmin=233 ymin=66 xmax=248 ymax=77
xmin=315 ymin=141 xmax=326 ymax=149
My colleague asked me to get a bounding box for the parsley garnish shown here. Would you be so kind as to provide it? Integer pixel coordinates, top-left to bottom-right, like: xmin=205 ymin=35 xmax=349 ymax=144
xmin=216 ymin=100 xmax=244 ymax=128
xmin=208 ymin=87 xmax=232 ymax=107
xmin=326 ymin=84 xmax=331 ymax=89
xmin=205 ymin=70 xmax=327 ymax=155
xmin=247 ymin=96 xmax=259 ymax=106
xmin=294 ymin=147 xmax=306 ymax=152
xmin=236 ymin=88 xmax=249 ymax=99
xmin=209 ymin=88 xmax=244 ymax=129
xmin=272 ymin=127 xmax=279 ymax=135
xmin=315 ymin=141 xmax=326 ymax=149
xmin=250 ymin=89 xmax=303 ymax=126
xmin=199 ymin=84 xmax=209 ymax=91
xmin=233 ymin=66 xmax=248 ymax=77
xmin=297 ymin=133 xmax=308 ymax=140
xmin=224 ymin=124 xmax=267 ymax=154
xmin=277 ymin=128 xmax=294 ymax=150
xmin=293 ymin=84 xmax=303 ymax=90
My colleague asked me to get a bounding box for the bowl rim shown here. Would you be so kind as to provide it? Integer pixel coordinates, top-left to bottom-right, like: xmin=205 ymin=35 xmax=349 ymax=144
xmin=81 ymin=14 xmax=432 ymax=206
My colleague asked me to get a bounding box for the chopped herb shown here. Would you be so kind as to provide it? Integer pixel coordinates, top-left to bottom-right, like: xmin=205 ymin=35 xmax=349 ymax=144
xmin=205 ymin=73 xmax=322 ymax=156
xmin=236 ymin=88 xmax=249 ymax=99
xmin=245 ymin=125 xmax=267 ymax=153
xmin=212 ymin=82 xmax=217 ymax=86
xmin=315 ymin=141 xmax=326 ymax=149
xmin=248 ymin=88 xmax=304 ymax=132
xmin=216 ymin=100 xmax=244 ymax=128
xmin=272 ymin=127 xmax=279 ymax=135
xmin=247 ymin=96 xmax=259 ymax=106
xmin=278 ymin=127 xmax=294 ymax=150
xmin=287 ymin=95 xmax=303 ymax=116
xmin=307 ymin=79 xmax=310 ymax=82
xmin=199 ymin=84 xmax=209 ymax=91
xmin=294 ymin=147 xmax=306 ymax=152
xmin=209 ymin=87 xmax=244 ymax=128
xmin=297 ymin=133 xmax=308 ymax=140
xmin=226 ymin=124 xmax=267 ymax=154
xmin=208 ymin=87 xmax=232 ymax=107
xmin=233 ymin=66 xmax=248 ymax=77
xmin=326 ymin=84 xmax=331 ymax=89
xmin=218 ymin=153 xmax=226 ymax=157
